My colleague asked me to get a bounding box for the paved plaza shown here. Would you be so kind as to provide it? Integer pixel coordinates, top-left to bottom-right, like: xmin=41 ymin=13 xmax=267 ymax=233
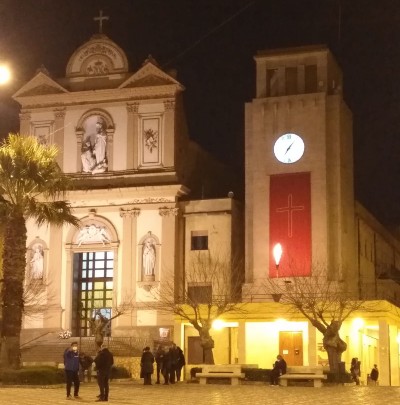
xmin=0 ymin=381 xmax=399 ymax=405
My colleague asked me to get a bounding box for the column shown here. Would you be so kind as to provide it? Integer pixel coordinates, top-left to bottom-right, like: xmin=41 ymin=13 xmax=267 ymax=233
xmin=19 ymin=110 xmax=31 ymax=135
xmin=237 ymin=321 xmax=246 ymax=364
xmin=117 ymin=208 xmax=140 ymax=328
xmin=389 ymin=324 xmax=399 ymax=386
xmin=53 ymin=108 xmax=66 ymax=169
xmin=378 ymin=319 xmax=390 ymax=386
xmin=308 ymin=321 xmax=318 ymax=366
xmin=163 ymin=100 xmax=175 ymax=167
xmin=126 ymin=103 xmax=139 ymax=169
xmin=106 ymin=128 xmax=114 ymax=171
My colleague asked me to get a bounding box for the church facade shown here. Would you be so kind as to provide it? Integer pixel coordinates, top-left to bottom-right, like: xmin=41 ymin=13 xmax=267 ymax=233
xmin=12 ymin=28 xmax=400 ymax=385
xmin=14 ymin=32 xmax=240 ymax=349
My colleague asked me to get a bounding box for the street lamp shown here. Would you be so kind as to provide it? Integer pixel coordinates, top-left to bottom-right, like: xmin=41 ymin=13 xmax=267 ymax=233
xmin=273 ymin=243 xmax=283 ymax=278
xmin=0 ymin=64 xmax=11 ymax=85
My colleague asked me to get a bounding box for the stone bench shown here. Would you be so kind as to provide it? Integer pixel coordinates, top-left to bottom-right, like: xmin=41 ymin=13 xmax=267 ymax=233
xmin=279 ymin=366 xmax=327 ymax=388
xmin=196 ymin=365 xmax=245 ymax=385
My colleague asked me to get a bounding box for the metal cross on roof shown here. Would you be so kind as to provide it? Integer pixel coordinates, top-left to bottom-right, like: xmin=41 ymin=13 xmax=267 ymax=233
xmin=94 ymin=10 xmax=109 ymax=34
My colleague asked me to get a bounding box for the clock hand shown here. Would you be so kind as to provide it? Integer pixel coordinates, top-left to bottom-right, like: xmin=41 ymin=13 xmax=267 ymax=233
xmin=284 ymin=141 xmax=295 ymax=154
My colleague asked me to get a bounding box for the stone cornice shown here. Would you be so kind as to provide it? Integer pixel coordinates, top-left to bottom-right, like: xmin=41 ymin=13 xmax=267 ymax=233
xmin=14 ymin=84 xmax=183 ymax=109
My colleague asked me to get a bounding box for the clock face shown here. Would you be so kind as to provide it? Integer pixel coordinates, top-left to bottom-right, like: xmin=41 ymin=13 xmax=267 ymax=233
xmin=273 ymin=133 xmax=305 ymax=164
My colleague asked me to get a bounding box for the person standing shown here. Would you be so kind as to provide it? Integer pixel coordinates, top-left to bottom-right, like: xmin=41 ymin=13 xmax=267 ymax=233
xmin=175 ymin=346 xmax=186 ymax=382
xmin=370 ymin=364 xmax=379 ymax=386
xmin=161 ymin=347 xmax=171 ymax=385
xmin=350 ymin=357 xmax=361 ymax=385
xmin=64 ymin=341 xmax=81 ymax=400
xmin=270 ymin=354 xmax=287 ymax=386
xmin=94 ymin=345 xmax=114 ymax=402
xmin=168 ymin=343 xmax=180 ymax=384
xmin=140 ymin=346 xmax=154 ymax=385
xmin=154 ymin=345 xmax=165 ymax=384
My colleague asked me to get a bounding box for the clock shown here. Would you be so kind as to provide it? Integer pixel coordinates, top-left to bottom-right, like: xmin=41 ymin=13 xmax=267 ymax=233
xmin=273 ymin=133 xmax=304 ymax=164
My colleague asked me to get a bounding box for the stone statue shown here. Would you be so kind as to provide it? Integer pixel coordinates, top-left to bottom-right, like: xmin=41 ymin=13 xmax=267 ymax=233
xmin=81 ymin=138 xmax=96 ymax=173
xmin=30 ymin=244 xmax=44 ymax=279
xmin=80 ymin=118 xmax=108 ymax=174
xmin=143 ymin=238 xmax=156 ymax=277
xmin=92 ymin=120 xmax=107 ymax=173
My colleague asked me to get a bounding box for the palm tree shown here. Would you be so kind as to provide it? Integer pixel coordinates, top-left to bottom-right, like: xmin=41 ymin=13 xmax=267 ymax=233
xmin=0 ymin=134 xmax=79 ymax=369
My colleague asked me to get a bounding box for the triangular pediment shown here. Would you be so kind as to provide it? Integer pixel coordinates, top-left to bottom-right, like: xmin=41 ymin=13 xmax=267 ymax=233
xmin=119 ymin=61 xmax=182 ymax=90
xmin=13 ymin=72 xmax=68 ymax=99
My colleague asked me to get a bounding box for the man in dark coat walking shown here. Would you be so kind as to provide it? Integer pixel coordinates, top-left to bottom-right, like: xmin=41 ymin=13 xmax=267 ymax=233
xmin=140 ymin=346 xmax=155 ymax=385
xmin=94 ymin=345 xmax=114 ymax=402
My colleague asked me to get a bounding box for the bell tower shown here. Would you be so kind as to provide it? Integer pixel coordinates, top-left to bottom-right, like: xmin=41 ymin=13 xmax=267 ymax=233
xmin=245 ymin=45 xmax=356 ymax=289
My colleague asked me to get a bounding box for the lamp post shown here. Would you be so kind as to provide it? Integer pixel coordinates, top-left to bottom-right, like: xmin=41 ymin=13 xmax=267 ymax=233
xmin=273 ymin=243 xmax=283 ymax=278
xmin=272 ymin=243 xmax=283 ymax=302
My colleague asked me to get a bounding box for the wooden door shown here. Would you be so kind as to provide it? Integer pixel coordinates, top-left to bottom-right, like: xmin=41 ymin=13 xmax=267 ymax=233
xmin=188 ymin=336 xmax=203 ymax=364
xmin=279 ymin=331 xmax=303 ymax=366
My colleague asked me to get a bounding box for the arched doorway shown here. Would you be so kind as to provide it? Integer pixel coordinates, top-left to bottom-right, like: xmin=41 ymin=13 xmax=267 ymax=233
xmin=72 ymin=250 xmax=114 ymax=337
xmin=67 ymin=214 xmax=119 ymax=337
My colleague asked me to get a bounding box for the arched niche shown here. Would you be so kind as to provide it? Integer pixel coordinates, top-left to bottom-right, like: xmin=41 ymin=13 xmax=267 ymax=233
xmin=26 ymin=237 xmax=48 ymax=282
xmin=75 ymin=109 xmax=115 ymax=173
xmin=138 ymin=231 xmax=161 ymax=283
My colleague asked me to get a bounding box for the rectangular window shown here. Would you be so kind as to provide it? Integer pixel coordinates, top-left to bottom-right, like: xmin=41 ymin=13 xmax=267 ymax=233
xmin=305 ymin=65 xmax=318 ymax=93
xmin=191 ymin=231 xmax=208 ymax=250
xmin=188 ymin=285 xmax=212 ymax=304
xmin=285 ymin=67 xmax=298 ymax=95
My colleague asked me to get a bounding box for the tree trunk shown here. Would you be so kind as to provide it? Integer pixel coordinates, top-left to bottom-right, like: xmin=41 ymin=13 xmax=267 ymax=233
xmin=322 ymin=321 xmax=347 ymax=373
xmin=199 ymin=328 xmax=215 ymax=364
xmin=0 ymin=214 xmax=27 ymax=369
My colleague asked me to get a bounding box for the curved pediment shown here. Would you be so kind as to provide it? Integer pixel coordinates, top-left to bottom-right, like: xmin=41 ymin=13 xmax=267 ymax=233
xmin=66 ymin=34 xmax=129 ymax=78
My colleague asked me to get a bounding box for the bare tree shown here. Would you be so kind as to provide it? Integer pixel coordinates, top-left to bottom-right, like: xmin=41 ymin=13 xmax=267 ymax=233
xmin=147 ymin=251 xmax=245 ymax=364
xmin=22 ymin=277 xmax=56 ymax=319
xmin=89 ymin=298 xmax=135 ymax=349
xmin=263 ymin=266 xmax=374 ymax=373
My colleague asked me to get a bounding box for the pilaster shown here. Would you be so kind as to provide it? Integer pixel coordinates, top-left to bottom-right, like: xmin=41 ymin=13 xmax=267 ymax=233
xmin=163 ymin=100 xmax=175 ymax=167
xmin=117 ymin=208 xmax=140 ymax=328
xmin=127 ymin=103 xmax=139 ymax=169
xmin=19 ymin=110 xmax=31 ymax=135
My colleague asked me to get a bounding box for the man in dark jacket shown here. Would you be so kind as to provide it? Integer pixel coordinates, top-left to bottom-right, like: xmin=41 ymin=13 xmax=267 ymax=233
xmin=154 ymin=345 xmax=165 ymax=384
xmin=168 ymin=343 xmax=180 ymax=384
xmin=64 ymin=341 xmax=81 ymax=400
xmin=270 ymin=354 xmax=287 ymax=386
xmin=94 ymin=345 xmax=114 ymax=402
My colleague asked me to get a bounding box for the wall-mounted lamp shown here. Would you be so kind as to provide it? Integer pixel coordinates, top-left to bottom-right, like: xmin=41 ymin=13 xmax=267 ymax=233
xmin=273 ymin=243 xmax=283 ymax=278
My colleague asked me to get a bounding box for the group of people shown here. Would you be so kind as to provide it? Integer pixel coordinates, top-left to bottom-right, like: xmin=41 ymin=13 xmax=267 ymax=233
xmin=140 ymin=343 xmax=186 ymax=385
xmin=63 ymin=341 xmax=114 ymax=402
xmin=350 ymin=357 xmax=379 ymax=386
xmin=269 ymin=354 xmax=380 ymax=386
xmin=64 ymin=341 xmax=186 ymax=401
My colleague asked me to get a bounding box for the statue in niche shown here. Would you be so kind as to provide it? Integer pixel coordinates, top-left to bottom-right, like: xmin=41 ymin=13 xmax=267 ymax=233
xmin=30 ymin=243 xmax=44 ymax=279
xmin=142 ymin=237 xmax=156 ymax=280
xmin=80 ymin=117 xmax=108 ymax=174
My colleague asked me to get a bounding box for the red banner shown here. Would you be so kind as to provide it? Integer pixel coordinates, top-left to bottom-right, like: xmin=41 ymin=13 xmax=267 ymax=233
xmin=269 ymin=172 xmax=311 ymax=277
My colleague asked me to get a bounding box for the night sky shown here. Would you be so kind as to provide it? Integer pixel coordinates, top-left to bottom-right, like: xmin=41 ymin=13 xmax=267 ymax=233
xmin=0 ymin=0 xmax=399 ymax=225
